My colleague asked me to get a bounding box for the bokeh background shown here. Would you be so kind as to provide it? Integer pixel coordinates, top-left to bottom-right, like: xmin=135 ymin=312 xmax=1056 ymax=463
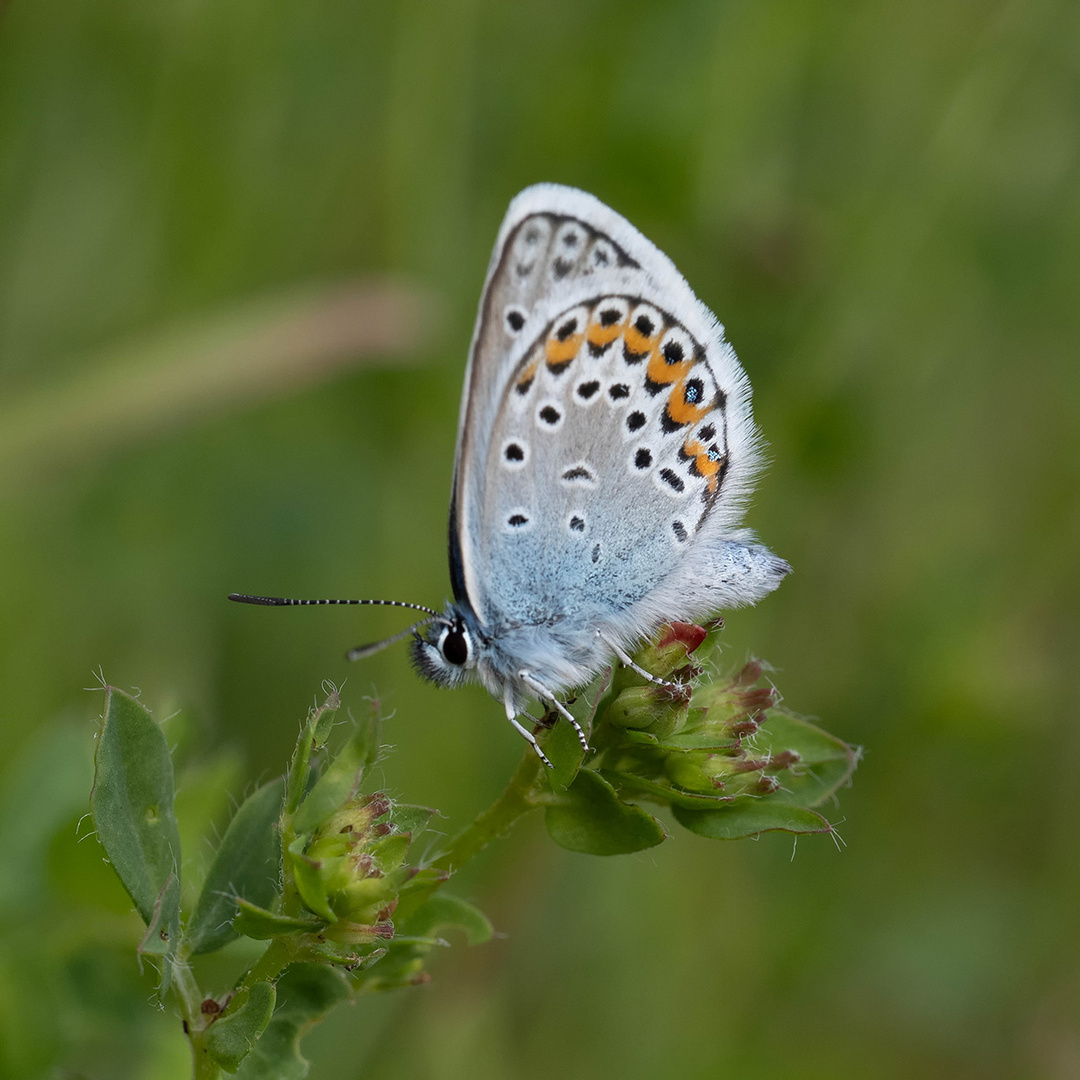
xmin=1 ymin=1 xmax=1077 ymax=1077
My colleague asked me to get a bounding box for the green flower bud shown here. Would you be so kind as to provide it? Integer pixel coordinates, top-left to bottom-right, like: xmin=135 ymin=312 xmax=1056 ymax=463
xmin=606 ymin=685 xmax=688 ymax=736
xmin=292 ymin=791 xmax=420 ymax=925
xmin=322 ymin=919 xmax=396 ymax=946
xmin=663 ymin=753 xmax=717 ymax=792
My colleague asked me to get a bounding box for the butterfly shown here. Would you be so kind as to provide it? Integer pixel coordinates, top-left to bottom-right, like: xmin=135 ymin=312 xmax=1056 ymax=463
xmin=231 ymin=184 xmax=789 ymax=766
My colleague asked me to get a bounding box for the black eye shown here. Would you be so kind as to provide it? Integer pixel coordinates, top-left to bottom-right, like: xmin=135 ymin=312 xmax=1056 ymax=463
xmin=442 ymin=630 xmax=468 ymax=666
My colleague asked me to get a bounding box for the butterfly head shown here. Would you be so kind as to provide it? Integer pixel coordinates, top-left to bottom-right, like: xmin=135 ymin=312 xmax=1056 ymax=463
xmin=410 ymin=608 xmax=478 ymax=688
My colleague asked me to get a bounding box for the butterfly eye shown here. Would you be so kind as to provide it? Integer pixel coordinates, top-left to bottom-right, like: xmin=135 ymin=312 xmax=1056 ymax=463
xmin=441 ymin=628 xmax=469 ymax=666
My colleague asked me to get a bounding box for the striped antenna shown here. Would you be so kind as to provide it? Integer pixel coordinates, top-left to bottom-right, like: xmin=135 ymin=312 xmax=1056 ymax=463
xmin=228 ymin=594 xmax=442 ymax=618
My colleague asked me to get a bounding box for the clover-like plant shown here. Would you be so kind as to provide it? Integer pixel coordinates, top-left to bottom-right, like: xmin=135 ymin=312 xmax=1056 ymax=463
xmin=89 ymin=623 xmax=856 ymax=1079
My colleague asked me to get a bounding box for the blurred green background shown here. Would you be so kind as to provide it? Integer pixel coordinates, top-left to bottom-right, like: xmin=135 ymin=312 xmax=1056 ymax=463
xmin=1 ymin=0 xmax=1077 ymax=1077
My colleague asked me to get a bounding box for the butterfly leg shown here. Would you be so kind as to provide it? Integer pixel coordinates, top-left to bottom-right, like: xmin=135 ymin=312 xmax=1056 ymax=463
xmin=518 ymin=671 xmax=590 ymax=752
xmin=597 ymin=630 xmax=682 ymax=692
xmin=504 ymin=691 xmax=554 ymax=769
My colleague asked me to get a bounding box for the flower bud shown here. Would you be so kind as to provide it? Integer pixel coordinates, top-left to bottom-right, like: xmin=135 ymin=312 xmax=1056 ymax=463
xmin=606 ymin=685 xmax=688 ymax=737
xmin=628 ymin=622 xmax=709 ymax=683
xmin=663 ymin=753 xmax=715 ymax=792
xmin=323 ymin=919 xmax=396 ymax=946
xmin=292 ymin=791 xmax=419 ymax=926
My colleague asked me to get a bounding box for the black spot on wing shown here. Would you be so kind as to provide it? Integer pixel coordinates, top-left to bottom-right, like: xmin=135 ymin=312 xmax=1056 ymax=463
xmin=659 ymin=468 xmax=685 ymax=492
xmin=662 ymin=340 xmax=684 ymax=365
xmin=562 ymin=465 xmax=594 ymax=483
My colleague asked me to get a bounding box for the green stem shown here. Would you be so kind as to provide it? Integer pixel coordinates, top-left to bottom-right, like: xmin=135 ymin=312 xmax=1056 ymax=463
xmin=169 ymin=952 xmax=221 ymax=1080
xmin=189 ymin=1038 xmax=221 ymax=1080
xmin=171 ymin=952 xmax=203 ymax=1026
xmin=225 ymin=938 xmax=297 ymax=1015
xmin=433 ymin=751 xmax=544 ymax=872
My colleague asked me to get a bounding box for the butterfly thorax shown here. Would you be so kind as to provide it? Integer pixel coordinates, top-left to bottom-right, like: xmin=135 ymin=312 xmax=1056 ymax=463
xmin=411 ymin=601 xmax=610 ymax=711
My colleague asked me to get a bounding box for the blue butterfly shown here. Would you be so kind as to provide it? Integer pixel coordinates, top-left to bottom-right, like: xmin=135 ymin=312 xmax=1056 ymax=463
xmin=231 ymin=185 xmax=789 ymax=766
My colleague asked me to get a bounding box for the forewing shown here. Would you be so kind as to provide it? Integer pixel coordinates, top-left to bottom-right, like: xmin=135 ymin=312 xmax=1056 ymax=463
xmin=452 ymin=185 xmax=763 ymax=629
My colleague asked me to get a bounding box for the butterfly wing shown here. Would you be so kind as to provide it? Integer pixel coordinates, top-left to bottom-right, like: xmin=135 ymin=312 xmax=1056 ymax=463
xmin=451 ymin=185 xmax=787 ymax=648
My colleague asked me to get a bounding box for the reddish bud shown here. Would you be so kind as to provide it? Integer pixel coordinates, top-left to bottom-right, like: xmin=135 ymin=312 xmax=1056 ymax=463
xmin=754 ymin=775 xmax=781 ymax=795
xmin=656 ymin=622 xmax=708 ymax=654
xmin=731 ymin=659 xmax=764 ymax=687
xmin=728 ymin=718 xmax=760 ymax=738
xmin=734 ymin=758 xmax=769 ymax=773
xmin=767 ymin=750 xmax=801 ymax=771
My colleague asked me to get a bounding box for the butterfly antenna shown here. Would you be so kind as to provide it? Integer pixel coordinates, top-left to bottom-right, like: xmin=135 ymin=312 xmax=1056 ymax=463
xmin=228 ymin=594 xmax=442 ymax=618
xmin=345 ymin=618 xmax=437 ymax=662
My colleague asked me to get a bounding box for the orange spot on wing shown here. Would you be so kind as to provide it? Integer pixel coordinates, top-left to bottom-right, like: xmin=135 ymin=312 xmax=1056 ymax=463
xmin=682 ymin=435 xmax=727 ymax=493
xmin=516 ymin=357 xmax=539 ymax=390
xmin=545 ymin=331 xmax=584 ymax=368
xmin=586 ymin=308 xmax=628 ymax=348
xmin=624 ymin=321 xmax=662 ymax=358
xmin=667 ymin=382 xmax=711 ymax=426
xmin=646 ymin=349 xmax=691 ymax=387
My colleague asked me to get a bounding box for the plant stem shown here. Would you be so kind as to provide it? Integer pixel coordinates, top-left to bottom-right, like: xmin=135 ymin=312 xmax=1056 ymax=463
xmin=169 ymin=952 xmax=221 ymax=1080
xmin=225 ymin=938 xmax=297 ymax=1015
xmin=433 ymin=751 xmax=543 ymax=872
xmin=190 ymin=1038 xmax=221 ymax=1080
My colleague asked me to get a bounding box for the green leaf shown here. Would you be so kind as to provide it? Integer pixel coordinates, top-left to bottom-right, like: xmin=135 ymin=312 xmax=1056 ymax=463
xmin=137 ymin=871 xmax=178 ymax=959
xmin=370 ymin=832 xmax=410 ymax=872
xmin=753 ymin=711 xmax=858 ymax=807
xmin=310 ymin=686 xmax=341 ymax=749
xmin=188 ymin=778 xmax=285 ymax=954
xmin=672 ymin=799 xmax=834 ymax=840
xmin=285 ymin=690 xmax=342 ymax=815
xmin=287 ymin=837 xmax=337 ymax=922
xmin=90 ymin=688 xmax=181 ymax=955
xmin=292 ymin=712 xmax=380 ymax=835
xmin=544 ymin=768 xmax=666 ymax=855
xmin=602 ymin=769 xmax=734 ymax=809
xmin=540 ymin=711 xmax=587 ymax=791
xmin=207 ymin=980 xmax=277 ymax=1072
xmin=403 ymin=893 xmax=493 ymax=946
xmin=234 ymin=964 xmax=352 ymax=1080
xmin=389 ymin=804 xmax=436 ymax=836
xmin=233 ymin=898 xmax=325 ymax=939
xmin=175 ymin=751 xmax=245 ymax=912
